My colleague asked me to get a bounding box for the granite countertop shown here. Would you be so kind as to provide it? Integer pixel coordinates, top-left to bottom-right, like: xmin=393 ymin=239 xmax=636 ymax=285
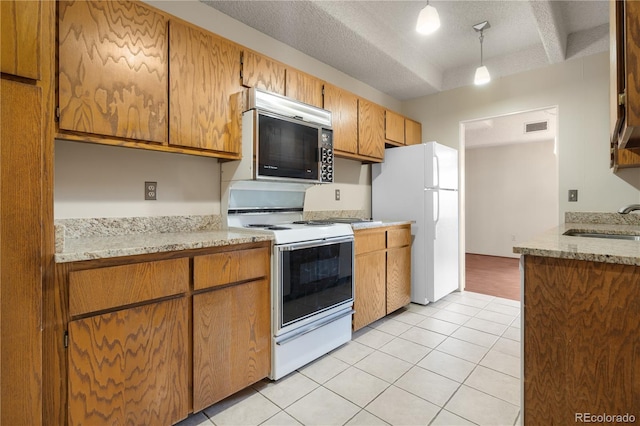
xmin=55 ymin=229 xmax=273 ymax=263
xmin=54 ymin=215 xmax=272 ymax=263
xmin=53 ymin=213 xmax=413 ymax=263
xmin=351 ymin=220 xmax=414 ymax=230
xmin=514 ymin=212 xmax=640 ymax=266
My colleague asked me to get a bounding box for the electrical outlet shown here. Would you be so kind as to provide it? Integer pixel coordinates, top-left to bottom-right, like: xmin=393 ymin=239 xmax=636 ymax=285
xmin=335 ymin=189 xmax=341 ymax=201
xmin=145 ymin=181 xmax=157 ymax=200
xmin=568 ymin=189 xmax=578 ymax=202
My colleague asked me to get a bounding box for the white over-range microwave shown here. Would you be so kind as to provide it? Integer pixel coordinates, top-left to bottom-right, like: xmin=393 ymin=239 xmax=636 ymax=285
xmin=221 ymin=88 xmax=334 ymax=185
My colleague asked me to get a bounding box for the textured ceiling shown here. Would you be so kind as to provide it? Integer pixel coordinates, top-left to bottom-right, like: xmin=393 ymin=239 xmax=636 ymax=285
xmin=201 ymin=0 xmax=609 ymax=100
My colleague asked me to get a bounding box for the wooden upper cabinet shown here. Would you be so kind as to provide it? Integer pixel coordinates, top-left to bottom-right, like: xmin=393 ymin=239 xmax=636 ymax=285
xmin=285 ymin=68 xmax=324 ymax=107
xmin=610 ymin=0 xmax=640 ymax=168
xmin=358 ymin=99 xmax=385 ymax=161
xmin=241 ymin=50 xmax=285 ymax=95
xmin=611 ymin=0 xmax=640 ymax=150
xmin=58 ymin=0 xmax=168 ymax=143
xmin=323 ymin=83 xmax=358 ymax=155
xmin=385 ymin=110 xmax=405 ymax=146
xmin=1 ymin=0 xmax=41 ymax=79
xmin=405 ymin=118 xmax=422 ymax=145
xmin=169 ymin=20 xmax=242 ymax=156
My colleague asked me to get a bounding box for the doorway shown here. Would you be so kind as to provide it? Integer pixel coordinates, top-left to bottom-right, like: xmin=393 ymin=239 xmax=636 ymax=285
xmin=460 ymin=107 xmax=559 ymax=300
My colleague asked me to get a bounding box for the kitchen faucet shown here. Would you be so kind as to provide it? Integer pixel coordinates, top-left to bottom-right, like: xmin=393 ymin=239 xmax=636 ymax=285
xmin=618 ymin=204 xmax=640 ymax=214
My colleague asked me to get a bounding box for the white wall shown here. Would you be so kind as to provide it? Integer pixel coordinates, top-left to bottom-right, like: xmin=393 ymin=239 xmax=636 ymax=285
xmin=403 ymin=52 xmax=640 ymax=221
xmin=466 ymin=140 xmax=559 ymax=258
xmin=55 ymin=1 xmax=388 ymax=219
xmin=54 ymin=140 xmax=220 ymax=218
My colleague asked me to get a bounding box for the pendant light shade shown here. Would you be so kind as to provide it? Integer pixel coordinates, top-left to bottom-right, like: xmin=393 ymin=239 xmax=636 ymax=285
xmin=473 ymin=21 xmax=491 ymax=85
xmin=416 ymin=3 xmax=440 ymax=35
xmin=474 ymin=65 xmax=491 ymax=85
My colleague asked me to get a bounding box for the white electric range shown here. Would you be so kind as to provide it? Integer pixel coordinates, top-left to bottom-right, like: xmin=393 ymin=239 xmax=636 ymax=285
xmin=223 ymin=181 xmax=354 ymax=380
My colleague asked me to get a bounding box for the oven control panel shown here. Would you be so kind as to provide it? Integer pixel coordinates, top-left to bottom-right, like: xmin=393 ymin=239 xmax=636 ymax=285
xmin=320 ymin=129 xmax=334 ymax=183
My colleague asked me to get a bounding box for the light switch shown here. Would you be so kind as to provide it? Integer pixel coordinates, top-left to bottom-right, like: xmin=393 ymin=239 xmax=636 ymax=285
xmin=568 ymin=189 xmax=578 ymax=202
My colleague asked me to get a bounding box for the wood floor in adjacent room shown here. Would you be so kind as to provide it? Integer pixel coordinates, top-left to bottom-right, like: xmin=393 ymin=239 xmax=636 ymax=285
xmin=465 ymin=253 xmax=521 ymax=301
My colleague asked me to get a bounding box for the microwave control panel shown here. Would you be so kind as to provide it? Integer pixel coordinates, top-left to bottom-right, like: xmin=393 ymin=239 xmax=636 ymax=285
xmin=320 ymin=129 xmax=334 ymax=183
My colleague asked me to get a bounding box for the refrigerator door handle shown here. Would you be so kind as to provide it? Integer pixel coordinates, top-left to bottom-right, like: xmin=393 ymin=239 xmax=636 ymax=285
xmin=433 ymin=190 xmax=439 ymax=240
xmin=433 ymin=154 xmax=440 ymax=188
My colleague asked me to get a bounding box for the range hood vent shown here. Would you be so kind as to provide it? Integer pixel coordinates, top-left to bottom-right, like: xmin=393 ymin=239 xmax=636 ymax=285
xmin=524 ymin=120 xmax=548 ymax=133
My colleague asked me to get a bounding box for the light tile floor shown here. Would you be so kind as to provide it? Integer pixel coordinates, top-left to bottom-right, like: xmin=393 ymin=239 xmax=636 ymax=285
xmin=177 ymin=291 xmax=522 ymax=426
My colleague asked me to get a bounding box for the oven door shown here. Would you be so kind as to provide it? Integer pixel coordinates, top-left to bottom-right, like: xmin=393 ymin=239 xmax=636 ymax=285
xmin=255 ymin=111 xmax=321 ymax=183
xmin=274 ymin=236 xmax=354 ymax=335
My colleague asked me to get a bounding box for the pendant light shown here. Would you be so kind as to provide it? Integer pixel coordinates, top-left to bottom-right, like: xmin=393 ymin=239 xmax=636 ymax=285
xmin=473 ymin=21 xmax=491 ymax=85
xmin=416 ymin=1 xmax=440 ymax=35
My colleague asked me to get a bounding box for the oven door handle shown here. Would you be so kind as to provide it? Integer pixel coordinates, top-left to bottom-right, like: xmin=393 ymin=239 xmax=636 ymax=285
xmin=277 ymin=236 xmax=354 ymax=251
xmin=276 ymin=308 xmax=355 ymax=345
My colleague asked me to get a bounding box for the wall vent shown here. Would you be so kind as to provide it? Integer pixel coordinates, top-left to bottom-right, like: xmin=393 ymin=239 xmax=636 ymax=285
xmin=524 ymin=120 xmax=548 ymax=133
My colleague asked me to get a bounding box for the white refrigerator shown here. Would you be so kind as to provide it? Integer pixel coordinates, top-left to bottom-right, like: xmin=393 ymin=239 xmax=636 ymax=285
xmin=372 ymin=142 xmax=459 ymax=304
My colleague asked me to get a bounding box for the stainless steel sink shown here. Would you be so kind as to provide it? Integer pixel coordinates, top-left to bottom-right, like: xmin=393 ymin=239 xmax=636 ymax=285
xmin=563 ymin=230 xmax=640 ymax=241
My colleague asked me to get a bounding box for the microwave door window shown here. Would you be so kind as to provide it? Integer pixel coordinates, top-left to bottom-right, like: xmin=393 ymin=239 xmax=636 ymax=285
xmin=258 ymin=115 xmax=319 ymax=180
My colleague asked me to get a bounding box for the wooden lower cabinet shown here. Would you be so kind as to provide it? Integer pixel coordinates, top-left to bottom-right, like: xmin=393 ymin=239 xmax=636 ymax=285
xmin=353 ymin=250 xmax=386 ymax=331
xmin=353 ymin=225 xmax=411 ymax=330
xmin=193 ymin=278 xmax=271 ymax=411
xmin=53 ymin=242 xmax=272 ymax=424
xmin=68 ymin=297 xmax=189 ymax=426
xmin=193 ymin=246 xmax=271 ymax=411
xmin=1 ymin=74 xmax=44 ymax=426
xmin=386 ymin=245 xmax=411 ymax=313
xmin=65 ymin=258 xmax=190 ymax=425
xmin=522 ymin=255 xmax=640 ymax=424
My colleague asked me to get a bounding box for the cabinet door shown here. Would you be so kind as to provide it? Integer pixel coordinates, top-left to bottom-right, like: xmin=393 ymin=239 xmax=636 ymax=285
xmin=169 ymin=20 xmax=242 ymax=155
xmin=323 ymin=83 xmax=358 ymax=155
xmin=387 ymin=245 xmax=411 ymax=314
xmin=58 ymin=0 xmax=168 ymax=143
xmin=193 ymin=278 xmax=271 ymax=411
xmin=242 ymin=50 xmax=286 ymax=95
xmin=194 ymin=247 xmax=269 ymax=291
xmin=614 ymin=0 xmax=640 ymax=149
xmin=1 ymin=79 xmax=43 ymax=426
xmin=353 ymin=251 xmax=386 ymax=331
xmin=358 ymin=99 xmax=385 ymax=161
xmin=286 ymin=68 xmax=323 ymax=107
xmin=67 ymin=297 xmax=189 ymax=426
xmin=385 ymin=110 xmax=405 ymax=145
xmin=1 ymin=0 xmax=41 ymax=79
xmin=405 ymin=118 xmax=422 ymax=145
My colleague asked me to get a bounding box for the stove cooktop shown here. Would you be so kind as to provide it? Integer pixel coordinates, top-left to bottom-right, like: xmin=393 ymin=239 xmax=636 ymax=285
xmin=238 ymin=221 xmax=353 ymax=245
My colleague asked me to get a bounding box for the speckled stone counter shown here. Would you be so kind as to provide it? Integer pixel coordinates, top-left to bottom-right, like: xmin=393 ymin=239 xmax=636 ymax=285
xmin=350 ymin=220 xmax=413 ymax=230
xmin=513 ymin=212 xmax=640 ymax=265
xmin=303 ymin=210 xmax=412 ymax=229
xmin=54 ymin=215 xmax=272 ymax=263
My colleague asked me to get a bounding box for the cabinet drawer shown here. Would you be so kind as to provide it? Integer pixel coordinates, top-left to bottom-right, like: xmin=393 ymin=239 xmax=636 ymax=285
xmin=69 ymin=258 xmax=189 ymax=317
xmin=387 ymin=226 xmax=411 ymax=248
xmin=194 ymin=247 xmax=269 ymax=290
xmin=355 ymin=229 xmax=386 ymax=255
